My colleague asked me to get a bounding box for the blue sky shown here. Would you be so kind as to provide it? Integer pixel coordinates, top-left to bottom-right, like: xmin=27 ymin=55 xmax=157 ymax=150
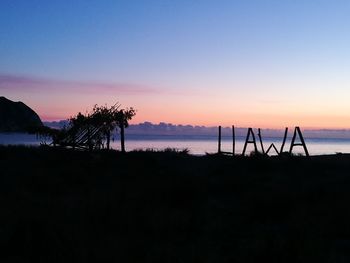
xmin=1 ymin=0 xmax=350 ymax=127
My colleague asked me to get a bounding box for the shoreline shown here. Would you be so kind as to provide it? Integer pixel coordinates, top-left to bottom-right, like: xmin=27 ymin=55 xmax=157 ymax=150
xmin=1 ymin=143 xmax=350 ymax=158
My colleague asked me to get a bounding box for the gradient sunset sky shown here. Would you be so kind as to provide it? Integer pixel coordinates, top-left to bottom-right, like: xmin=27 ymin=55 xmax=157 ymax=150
xmin=1 ymin=0 xmax=350 ymax=128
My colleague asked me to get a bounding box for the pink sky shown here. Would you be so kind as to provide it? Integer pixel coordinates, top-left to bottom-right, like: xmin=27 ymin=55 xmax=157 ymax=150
xmin=2 ymin=73 xmax=350 ymax=129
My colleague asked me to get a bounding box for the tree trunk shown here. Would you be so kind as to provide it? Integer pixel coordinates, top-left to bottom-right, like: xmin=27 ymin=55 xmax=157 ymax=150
xmin=106 ymin=130 xmax=111 ymax=150
xmin=120 ymin=124 xmax=125 ymax=153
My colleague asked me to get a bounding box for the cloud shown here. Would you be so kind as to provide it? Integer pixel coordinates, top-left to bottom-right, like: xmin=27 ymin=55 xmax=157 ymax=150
xmin=0 ymin=73 xmax=158 ymax=94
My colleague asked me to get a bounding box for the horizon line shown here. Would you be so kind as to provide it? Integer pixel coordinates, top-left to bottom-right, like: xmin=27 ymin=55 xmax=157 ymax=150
xmin=43 ymin=119 xmax=350 ymax=132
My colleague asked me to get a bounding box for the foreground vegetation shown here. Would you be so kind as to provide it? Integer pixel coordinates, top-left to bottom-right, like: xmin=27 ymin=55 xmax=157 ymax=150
xmin=1 ymin=146 xmax=350 ymax=262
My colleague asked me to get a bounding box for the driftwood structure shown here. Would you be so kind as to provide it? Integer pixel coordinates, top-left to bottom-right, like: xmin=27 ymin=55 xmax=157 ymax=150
xmin=44 ymin=104 xmax=136 ymax=152
xmin=52 ymin=123 xmax=104 ymax=151
xmin=232 ymin=125 xmax=235 ymax=155
xmin=218 ymin=125 xmax=236 ymax=155
xmin=242 ymin=128 xmax=258 ymax=155
xmin=257 ymin=128 xmax=265 ymax=154
xmin=289 ymin=126 xmax=309 ymax=156
xmin=217 ymin=126 xmax=309 ymax=156
xmin=259 ymin=127 xmax=289 ymax=155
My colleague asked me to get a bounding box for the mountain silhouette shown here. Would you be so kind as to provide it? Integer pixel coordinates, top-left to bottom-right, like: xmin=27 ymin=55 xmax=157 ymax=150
xmin=0 ymin=96 xmax=43 ymax=132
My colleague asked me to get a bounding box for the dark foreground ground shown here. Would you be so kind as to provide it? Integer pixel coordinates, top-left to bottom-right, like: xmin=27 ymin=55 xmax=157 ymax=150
xmin=1 ymin=146 xmax=350 ymax=262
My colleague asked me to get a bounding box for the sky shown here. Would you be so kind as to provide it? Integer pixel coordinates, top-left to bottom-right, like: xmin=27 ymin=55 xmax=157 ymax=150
xmin=1 ymin=0 xmax=350 ymax=128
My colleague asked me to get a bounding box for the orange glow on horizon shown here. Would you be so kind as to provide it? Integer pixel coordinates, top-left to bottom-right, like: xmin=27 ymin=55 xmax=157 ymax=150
xmin=5 ymin=75 xmax=350 ymax=130
xmin=39 ymin=108 xmax=350 ymax=130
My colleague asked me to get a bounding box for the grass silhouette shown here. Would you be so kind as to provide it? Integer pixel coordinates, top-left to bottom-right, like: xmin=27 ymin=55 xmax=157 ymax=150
xmin=1 ymin=146 xmax=350 ymax=262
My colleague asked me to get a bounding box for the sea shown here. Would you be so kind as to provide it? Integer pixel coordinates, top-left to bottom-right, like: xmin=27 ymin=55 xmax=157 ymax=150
xmin=1 ymin=133 xmax=350 ymax=156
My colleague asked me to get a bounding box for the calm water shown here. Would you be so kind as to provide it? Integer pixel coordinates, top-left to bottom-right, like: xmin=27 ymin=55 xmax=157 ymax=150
xmin=1 ymin=133 xmax=350 ymax=156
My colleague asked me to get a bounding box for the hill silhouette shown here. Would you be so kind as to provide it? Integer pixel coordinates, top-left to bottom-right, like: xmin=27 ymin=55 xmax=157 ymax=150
xmin=0 ymin=96 xmax=43 ymax=132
